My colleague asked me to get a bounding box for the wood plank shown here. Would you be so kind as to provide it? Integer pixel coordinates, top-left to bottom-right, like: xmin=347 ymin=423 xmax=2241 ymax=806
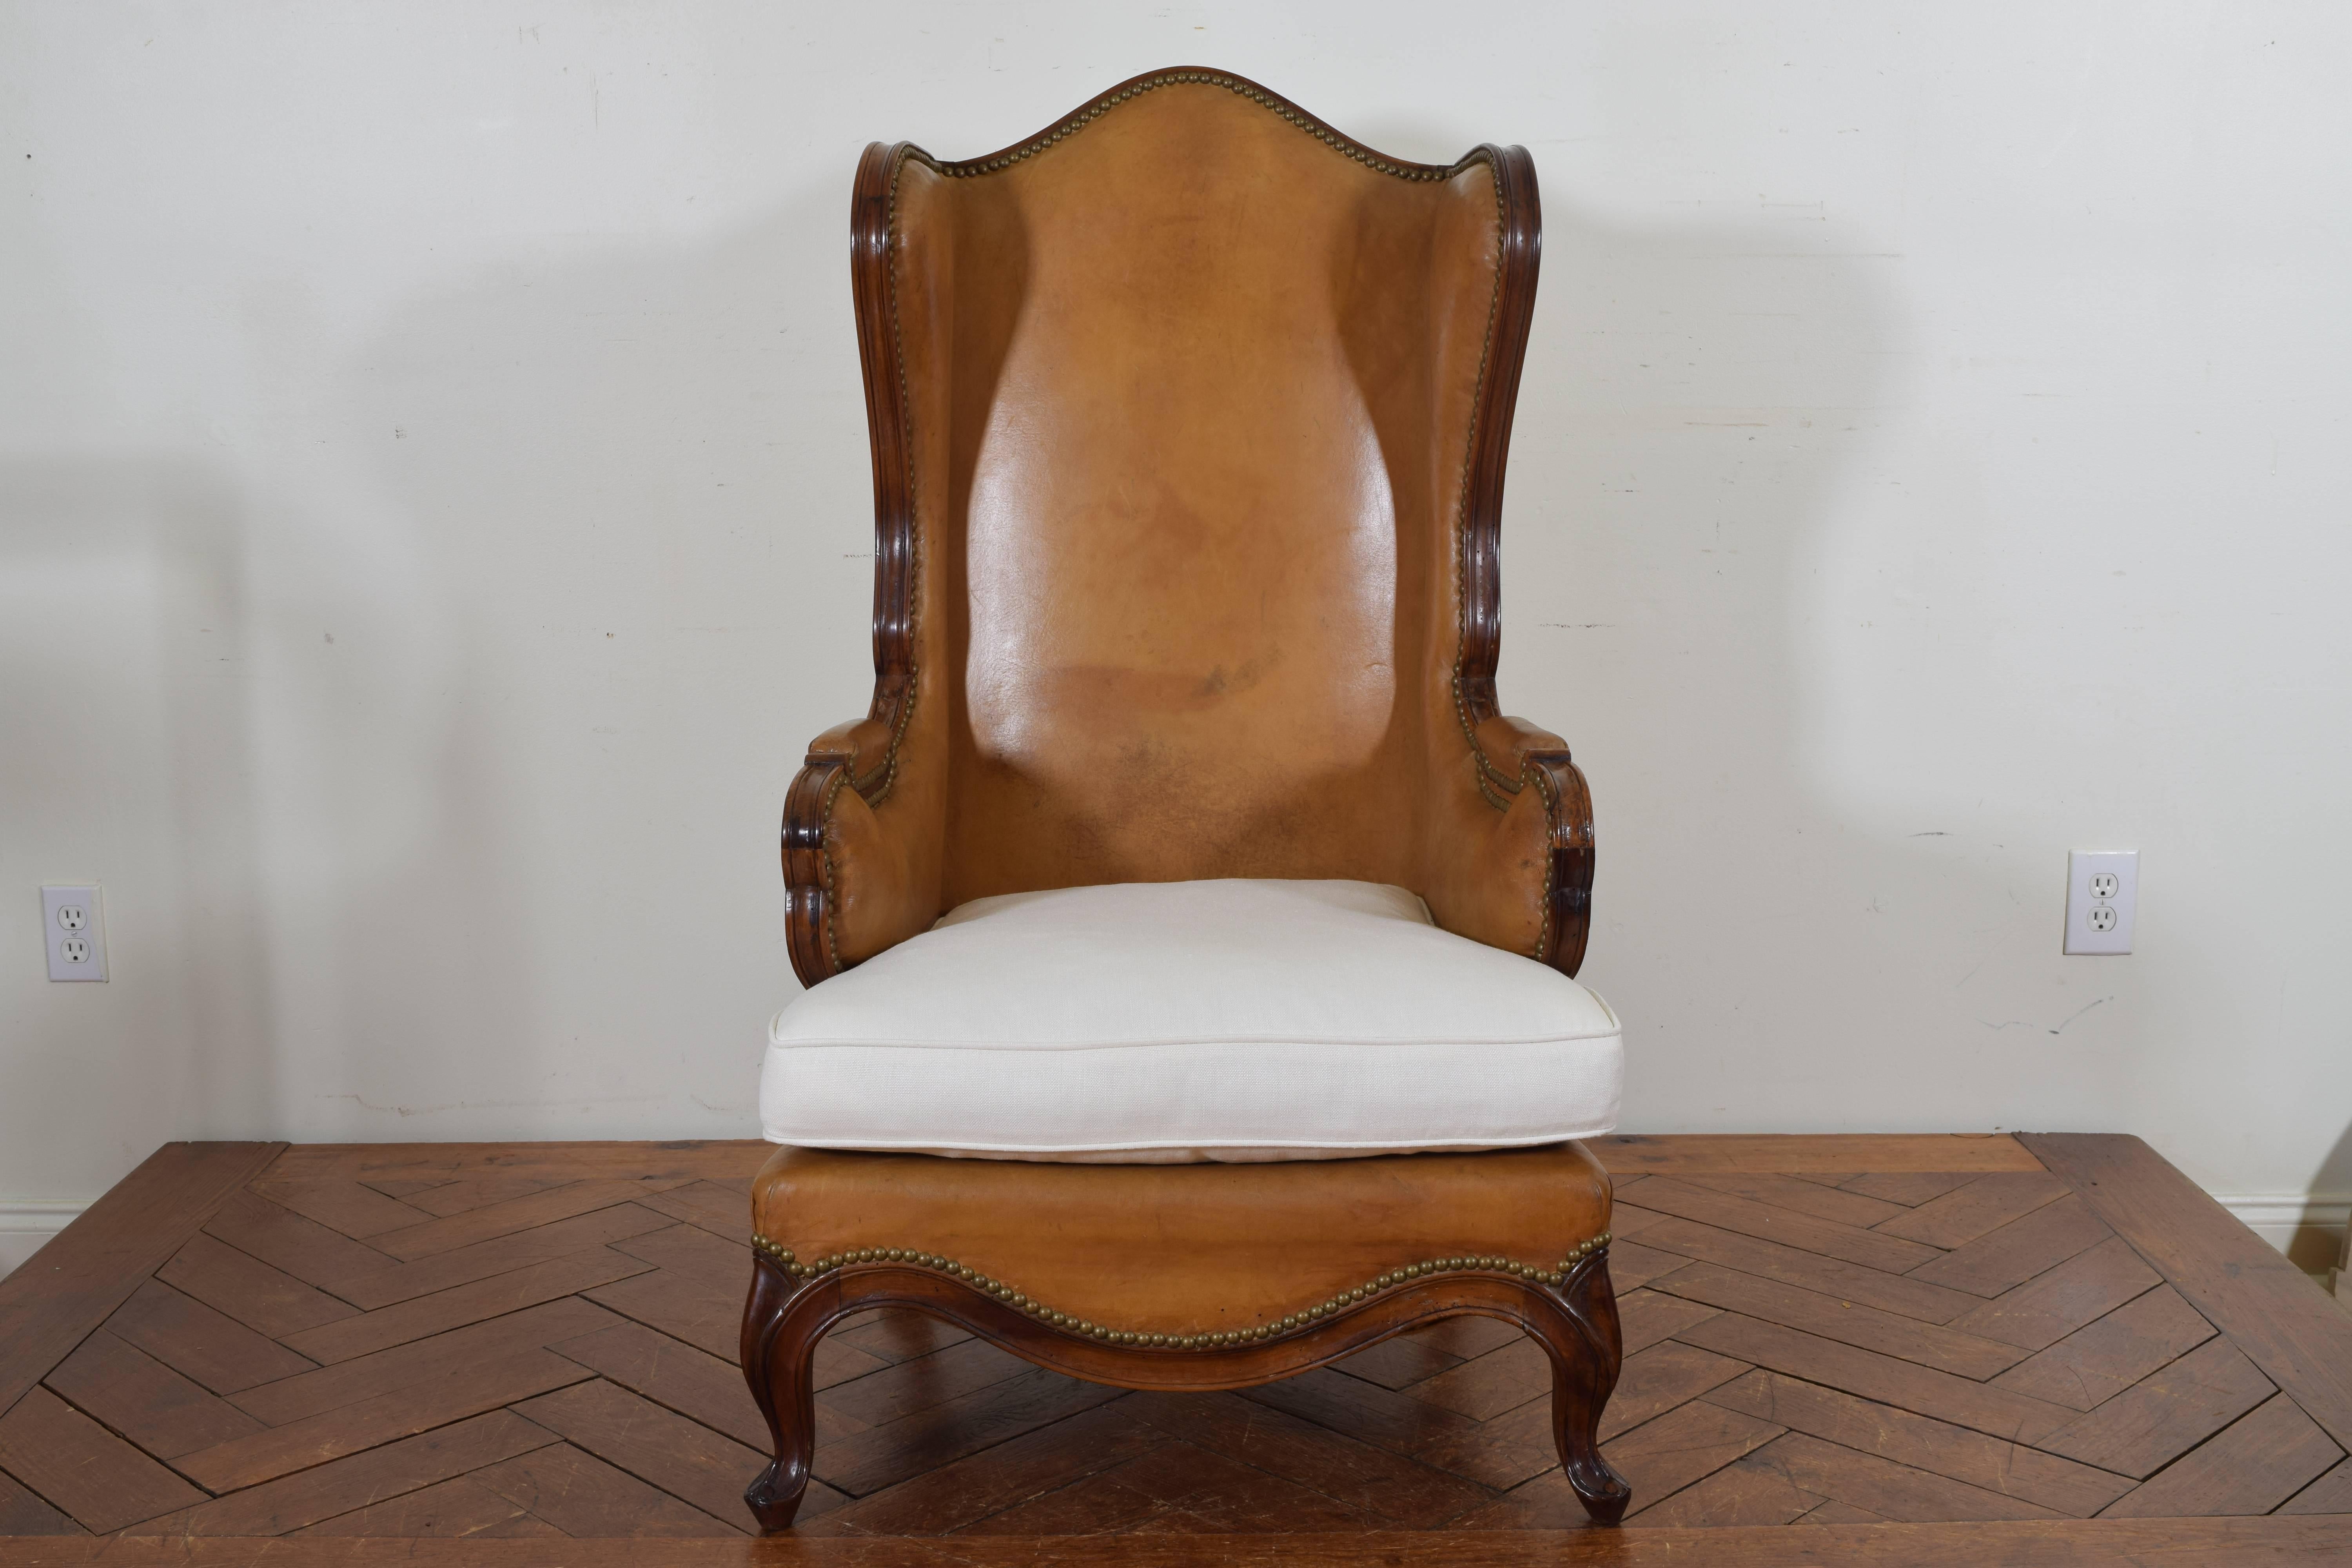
xmin=1839 ymin=1171 xmax=1987 ymax=1207
xmin=1702 ymin=1369 xmax=2133 ymax=1517
xmin=1611 ymin=1178 xmax=1943 ymax=1274
xmin=0 ymin=1142 xmax=283 ymax=1424
xmin=2097 ymin=1394 xmax=2343 ymax=1519
xmin=817 ymin=1336 xmax=1034 ymax=1430
xmin=1402 ymin=1337 xmax=1548 ymax=1423
xmin=818 ymin=1367 xmax=1127 ymax=1499
xmin=1649 ymin=1262 xmax=2028 ymax=1379
xmin=174 ymin=1348 xmax=594 ymax=1492
xmin=1238 ymin=1363 xmax=1556 ymax=1491
xmin=1620 ymin=1287 xmax=1724 ymax=1356
xmin=8 ymin=1519 xmax=2352 ymax=1563
xmin=1944 ymin=1238 xmax=2161 ymax=1352
xmin=1673 ymin=1313 xmax=2080 ymax=1445
xmin=1991 ymin=1285 xmax=2216 ymax=1411
xmin=294 ymin=1475 xmax=563 ymax=1538
xmin=802 ymin=1401 xmax=1160 ymax=1537
xmin=2276 ymin=1455 xmax=2352 ymax=1514
xmin=548 ymin=1319 xmax=769 ymax=1450
xmin=825 ymin=1307 xmax=973 ymax=1366
xmin=199 ymin=1188 xmax=401 ymax=1293
xmin=610 ymin=1222 xmax=758 ymax=1288
xmin=42 ymin=1330 xmax=264 ymax=1458
xmin=1610 ymin=1401 xmax=1785 ymax=1516
xmin=2023 ymin=1131 xmax=2352 ymax=1459
xmin=470 ymin=1442 xmax=745 ymax=1537
xmin=1628 ymin=1446 xmax=1825 ymax=1527
xmin=120 ymin=1409 xmax=559 ymax=1537
xmin=581 ymin=1264 xmax=742 ymax=1361
xmin=2033 ymin=1335 xmax=2276 ymax=1479
xmin=1600 ymin=1340 xmax=1755 ymax=1443
xmin=960 ymin=1439 xmax=1366 ymax=1534
xmin=156 ymin=1232 xmax=359 ymax=1339
xmin=249 ymin=1171 xmax=437 ymax=1240
xmin=1601 ymin=1239 xmax=1688 ymax=1292
xmin=634 ymin=1182 xmax=754 ymax=1243
xmin=329 ymin=1202 xmax=676 ymax=1311
xmin=391 ymin=1176 xmax=570 ymax=1217
xmin=1121 ymin=1389 xmax=1488 ymax=1528
xmin=1332 ymin=1317 xmax=1524 ymax=1395
xmin=366 ymin=1178 xmax=698 ymax=1262
xmin=228 ymin=1296 xmax=620 ymax=1426
xmin=104 ymin=1277 xmax=317 ymax=1394
xmin=279 ymin=1246 xmax=653 ymax=1365
xmin=0 ymin=1386 xmax=206 ymax=1534
xmin=1676 ymin=1174 xmax=1912 ymax=1230
xmin=1906 ymin=1194 xmax=2114 ymax=1297
xmin=1631 ymin=1216 xmax=1983 ymax=1323
xmin=1736 ymin=1430 xmax=2065 ymax=1522
xmin=0 ymin=1468 xmax=82 ymax=1535
xmin=512 ymin=1380 xmax=762 ymax=1531
xmin=1595 ymin=1135 xmax=2043 ymax=1175
xmin=1451 ymin=1401 xmax=1784 ymax=1528
xmin=269 ymin=1141 xmax=764 ymax=1191
xmin=1871 ymin=1173 xmax=2069 ymax=1249
xmin=1331 ymin=1332 xmax=1472 ymax=1393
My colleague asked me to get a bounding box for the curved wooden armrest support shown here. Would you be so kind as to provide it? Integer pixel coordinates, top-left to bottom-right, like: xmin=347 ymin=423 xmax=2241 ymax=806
xmin=1475 ymin=713 xmax=1597 ymax=978
xmin=740 ymin=1245 xmax=1629 ymax=1532
xmin=782 ymin=715 xmax=944 ymax=988
xmin=1423 ymin=713 xmax=1595 ymax=978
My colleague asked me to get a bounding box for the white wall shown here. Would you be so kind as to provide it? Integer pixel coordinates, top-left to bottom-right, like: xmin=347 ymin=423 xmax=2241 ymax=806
xmin=5 ymin=3 xmax=2348 ymax=1265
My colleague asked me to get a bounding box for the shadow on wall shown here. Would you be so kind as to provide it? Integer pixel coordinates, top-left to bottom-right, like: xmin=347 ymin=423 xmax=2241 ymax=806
xmin=0 ymin=458 xmax=277 ymax=1143
xmin=299 ymin=179 xmax=861 ymax=1136
xmin=1358 ymin=109 xmax=2157 ymax=1138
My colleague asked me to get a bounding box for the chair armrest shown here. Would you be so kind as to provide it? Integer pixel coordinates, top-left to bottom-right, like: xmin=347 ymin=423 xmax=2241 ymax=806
xmin=782 ymin=715 xmax=945 ymax=987
xmin=1420 ymin=713 xmax=1595 ymax=978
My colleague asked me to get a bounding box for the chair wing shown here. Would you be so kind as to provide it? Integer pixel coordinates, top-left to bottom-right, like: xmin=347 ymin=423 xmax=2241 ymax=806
xmin=783 ymin=68 xmax=1593 ymax=987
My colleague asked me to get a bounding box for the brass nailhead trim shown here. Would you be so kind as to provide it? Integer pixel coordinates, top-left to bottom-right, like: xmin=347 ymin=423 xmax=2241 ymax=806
xmin=750 ymin=1233 xmax=1610 ymax=1349
xmin=923 ymin=72 xmax=1460 ymax=183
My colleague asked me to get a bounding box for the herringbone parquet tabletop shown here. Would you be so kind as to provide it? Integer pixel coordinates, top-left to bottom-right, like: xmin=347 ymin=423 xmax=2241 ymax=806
xmin=0 ymin=1134 xmax=2347 ymax=1563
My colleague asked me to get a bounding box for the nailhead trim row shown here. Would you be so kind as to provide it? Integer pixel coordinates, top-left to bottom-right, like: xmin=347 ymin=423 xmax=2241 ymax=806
xmin=922 ymin=71 xmax=1463 ymax=183
xmin=749 ymin=1232 xmax=1612 ymax=1350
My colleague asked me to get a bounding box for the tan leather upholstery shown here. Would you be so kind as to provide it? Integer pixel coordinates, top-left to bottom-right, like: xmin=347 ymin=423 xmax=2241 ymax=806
xmin=789 ymin=74 xmax=1592 ymax=983
xmin=751 ymin=1142 xmax=1613 ymax=1337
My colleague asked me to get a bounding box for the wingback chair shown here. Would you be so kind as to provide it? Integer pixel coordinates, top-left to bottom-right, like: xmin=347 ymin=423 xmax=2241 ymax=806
xmin=743 ymin=68 xmax=1630 ymax=1530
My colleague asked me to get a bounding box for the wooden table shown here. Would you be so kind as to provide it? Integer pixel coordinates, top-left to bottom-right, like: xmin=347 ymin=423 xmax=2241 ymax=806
xmin=0 ymin=1134 xmax=2346 ymax=1564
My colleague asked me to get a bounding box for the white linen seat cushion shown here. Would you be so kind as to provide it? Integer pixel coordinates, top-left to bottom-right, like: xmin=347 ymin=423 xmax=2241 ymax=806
xmin=760 ymin=878 xmax=1623 ymax=1163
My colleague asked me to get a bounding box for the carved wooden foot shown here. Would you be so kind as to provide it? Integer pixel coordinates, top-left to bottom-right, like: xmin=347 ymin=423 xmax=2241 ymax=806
xmin=739 ymin=1254 xmax=822 ymax=1532
xmin=1538 ymin=1248 xmax=1633 ymax=1524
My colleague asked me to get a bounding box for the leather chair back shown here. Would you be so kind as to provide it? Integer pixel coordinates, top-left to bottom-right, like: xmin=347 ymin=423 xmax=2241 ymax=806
xmin=858 ymin=72 xmax=1540 ymax=908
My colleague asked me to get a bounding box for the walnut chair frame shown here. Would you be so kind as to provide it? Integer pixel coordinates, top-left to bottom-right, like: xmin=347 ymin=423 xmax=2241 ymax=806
xmin=744 ymin=67 xmax=1626 ymax=1530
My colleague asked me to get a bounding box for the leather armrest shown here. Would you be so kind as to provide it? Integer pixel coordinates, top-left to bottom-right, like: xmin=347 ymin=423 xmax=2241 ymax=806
xmin=1421 ymin=714 xmax=1595 ymax=978
xmin=804 ymin=717 xmax=894 ymax=786
xmin=782 ymin=714 xmax=945 ymax=987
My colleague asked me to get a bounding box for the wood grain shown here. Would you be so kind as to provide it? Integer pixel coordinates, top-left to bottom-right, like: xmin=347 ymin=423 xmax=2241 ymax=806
xmin=2023 ymin=1131 xmax=2352 ymax=1457
xmin=4 ymin=1134 xmax=2346 ymax=1553
xmin=0 ymin=1142 xmax=284 ymax=1423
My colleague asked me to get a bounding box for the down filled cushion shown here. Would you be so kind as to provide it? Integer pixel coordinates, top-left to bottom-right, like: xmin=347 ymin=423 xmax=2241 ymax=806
xmin=760 ymin=878 xmax=1622 ymax=1162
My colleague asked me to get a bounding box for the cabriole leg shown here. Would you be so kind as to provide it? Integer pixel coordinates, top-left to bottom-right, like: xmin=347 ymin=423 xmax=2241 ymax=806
xmin=740 ymin=1256 xmax=826 ymax=1532
xmin=1536 ymin=1250 xmax=1632 ymax=1524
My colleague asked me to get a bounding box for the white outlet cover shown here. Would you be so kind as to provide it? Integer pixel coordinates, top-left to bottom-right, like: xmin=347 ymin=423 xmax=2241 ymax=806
xmin=42 ymin=884 xmax=107 ymax=982
xmin=2063 ymin=851 xmax=2136 ymax=956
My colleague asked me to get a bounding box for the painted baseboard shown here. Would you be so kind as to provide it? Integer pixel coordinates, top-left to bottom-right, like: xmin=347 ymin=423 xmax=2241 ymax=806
xmin=0 ymin=1199 xmax=93 ymax=1280
xmin=2215 ymin=1192 xmax=2352 ymax=1277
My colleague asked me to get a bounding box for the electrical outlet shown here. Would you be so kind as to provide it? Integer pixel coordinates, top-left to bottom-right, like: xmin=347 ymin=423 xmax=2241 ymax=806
xmin=2064 ymin=851 xmax=2136 ymax=956
xmin=42 ymin=885 xmax=107 ymax=982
